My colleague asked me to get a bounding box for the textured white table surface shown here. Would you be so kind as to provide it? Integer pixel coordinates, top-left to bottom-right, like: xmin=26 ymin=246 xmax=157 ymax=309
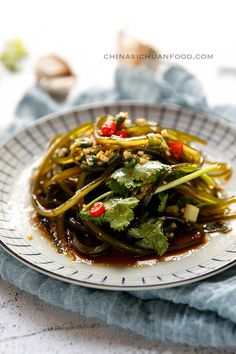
xmin=1 ymin=1 xmax=236 ymax=353
xmin=0 ymin=279 xmax=234 ymax=354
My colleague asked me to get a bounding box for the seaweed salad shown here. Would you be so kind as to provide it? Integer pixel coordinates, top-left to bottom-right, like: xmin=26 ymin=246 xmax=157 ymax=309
xmin=31 ymin=112 xmax=236 ymax=264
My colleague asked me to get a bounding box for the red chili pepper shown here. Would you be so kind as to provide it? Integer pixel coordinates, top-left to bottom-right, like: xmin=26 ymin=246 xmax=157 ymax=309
xmin=100 ymin=121 xmax=117 ymax=136
xmin=89 ymin=202 xmax=106 ymax=217
xmin=115 ymin=129 xmax=128 ymax=138
xmin=167 ymin=141 xmax=183 ymax=160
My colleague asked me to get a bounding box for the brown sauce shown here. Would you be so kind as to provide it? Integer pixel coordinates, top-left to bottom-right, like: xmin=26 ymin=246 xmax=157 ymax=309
xmin=75 ymin=234 xmax=207 ymax=267
xmin=32 ymin=213 xmax=208 ymax=267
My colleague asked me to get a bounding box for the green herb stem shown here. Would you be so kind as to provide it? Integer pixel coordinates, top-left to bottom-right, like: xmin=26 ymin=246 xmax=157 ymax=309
xmin=82 ymin=191 xmax=113 ymax=211
xmin=154 ymin=164 xmax=218 ymax=194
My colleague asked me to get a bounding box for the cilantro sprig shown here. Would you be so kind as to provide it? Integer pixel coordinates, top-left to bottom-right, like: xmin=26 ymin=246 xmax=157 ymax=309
xmin=81 ymin=196 xmax=139 ymax=231
xmin=107 ymin=160 xmax=170 ymax=194
xmin=128 ymin=218 xmax=168 ymax=256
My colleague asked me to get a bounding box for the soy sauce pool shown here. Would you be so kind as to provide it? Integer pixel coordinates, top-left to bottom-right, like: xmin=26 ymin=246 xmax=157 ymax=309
xmin=33 ymin=213 xmax=208 ymax=267
xmin=78 ymin=232 xmax=208 ymax=267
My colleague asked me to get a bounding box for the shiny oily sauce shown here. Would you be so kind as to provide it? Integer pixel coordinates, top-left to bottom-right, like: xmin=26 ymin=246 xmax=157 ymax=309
xmin=33 ymin=213 xmax=207 ymax=267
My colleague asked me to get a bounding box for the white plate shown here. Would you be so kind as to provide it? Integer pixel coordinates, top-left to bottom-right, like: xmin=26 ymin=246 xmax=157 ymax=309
xmin=1 ymin=102 xmax=236 ymax=291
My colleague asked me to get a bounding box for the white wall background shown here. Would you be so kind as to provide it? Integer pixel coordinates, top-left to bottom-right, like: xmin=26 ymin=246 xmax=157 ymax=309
xmin=0 ymin=0 xmax=236 ymax=125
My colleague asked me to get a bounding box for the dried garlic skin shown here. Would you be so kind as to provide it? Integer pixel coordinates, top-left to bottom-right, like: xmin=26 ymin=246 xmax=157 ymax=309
xmin=117 ymin=30 xmax=160 ymax=71
xmin=35 ymin=54 xmax=76 ymax=101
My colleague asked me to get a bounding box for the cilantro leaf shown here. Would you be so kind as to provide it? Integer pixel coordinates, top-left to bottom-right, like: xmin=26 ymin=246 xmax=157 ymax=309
xmin=107 ymin=161 xmax=170 ymax=194
xmin=128 ymin=219 xmax=169 ymax=256
xmin=104 ymin=196 xmax=139 ymax=209
xmin=79 ymin=211 xmax=104 ymax=225
xmin=104 ymin=203 xmax=134 ymax=230
xmin=107 ymin=179 xmax=129 ymax=196
xmin=81 ymin=197 xmax=139 ymax=231
xmin=103 ymin=197 xmax=138 ymax=231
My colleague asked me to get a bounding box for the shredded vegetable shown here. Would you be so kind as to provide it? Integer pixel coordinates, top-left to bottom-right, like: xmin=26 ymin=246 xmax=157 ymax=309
xmin=31 ymin=112 xmax=236 ymax=261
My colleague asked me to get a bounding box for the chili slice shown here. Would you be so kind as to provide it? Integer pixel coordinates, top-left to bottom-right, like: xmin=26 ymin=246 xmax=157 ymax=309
xmin=168 ymin=141 xmax=183 ymax=160
xmin=101 ymin=121 xmax=117 ymax=136
xmin=89 ymin=202 xmax=106 ymax=217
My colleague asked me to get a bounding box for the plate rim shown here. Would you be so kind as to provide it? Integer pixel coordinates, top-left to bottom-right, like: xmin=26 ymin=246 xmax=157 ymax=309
xmin=1 ymin=100 xmax=235 ymax=147
xmin=1 ymin=101 xmax=236 ymax=291
xmin=1 ymin=238 xmax=236 ymax=291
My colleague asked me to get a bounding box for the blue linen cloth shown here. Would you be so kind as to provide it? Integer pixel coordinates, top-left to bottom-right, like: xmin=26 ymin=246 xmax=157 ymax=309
xmin=1 ymin=64 xmax=236 ymax=348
